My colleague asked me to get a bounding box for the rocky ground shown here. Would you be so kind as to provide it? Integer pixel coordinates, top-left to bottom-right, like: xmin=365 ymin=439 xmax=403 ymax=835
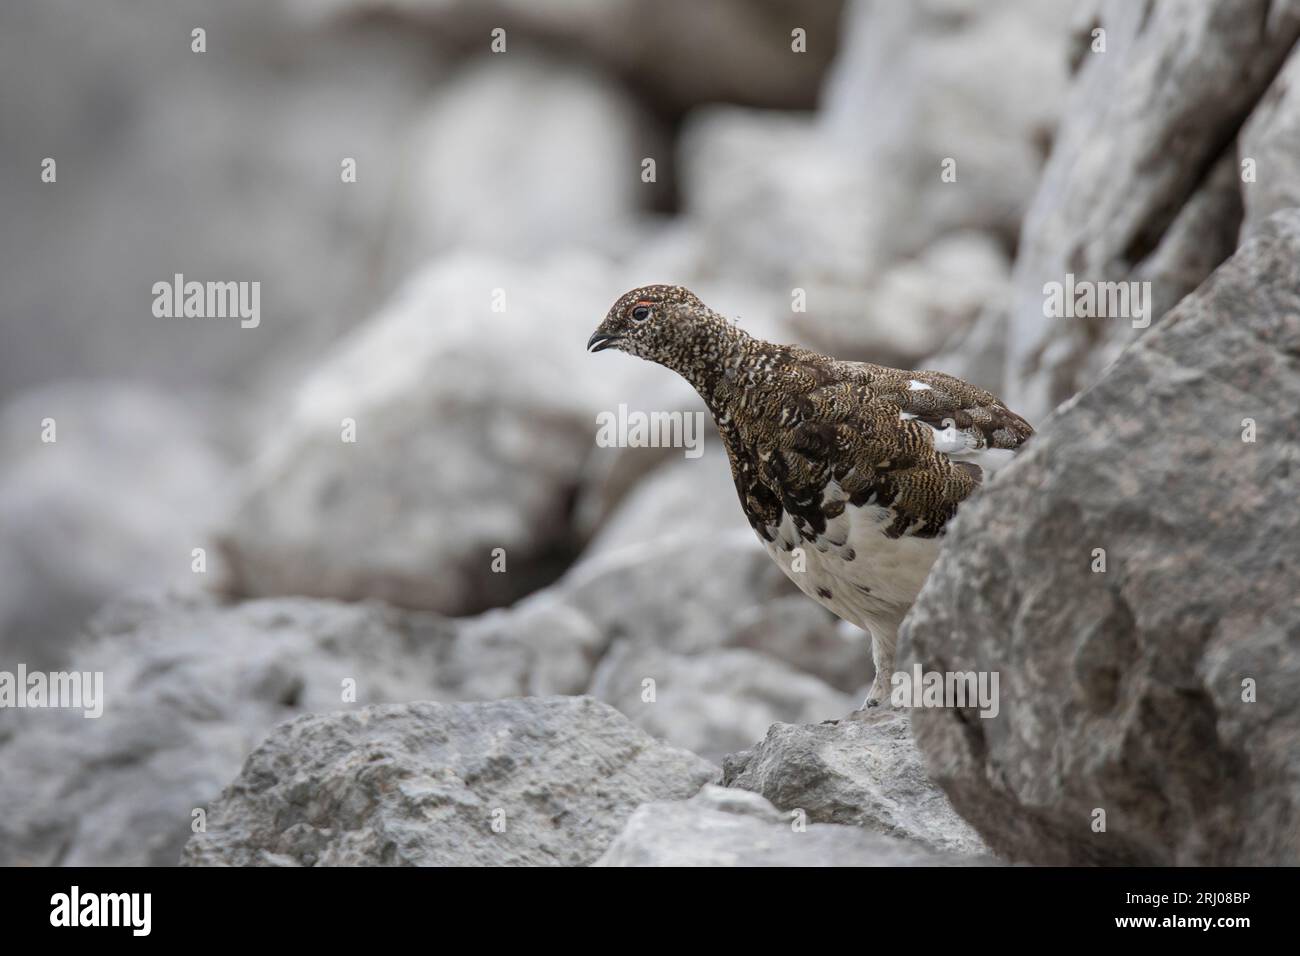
xmin=2 ymin=0 xmax=1298 ymax=866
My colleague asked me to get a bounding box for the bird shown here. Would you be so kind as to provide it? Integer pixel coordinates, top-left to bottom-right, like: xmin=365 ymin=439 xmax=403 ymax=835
xmin=587 ymin=284 xmax=1033 ymax=708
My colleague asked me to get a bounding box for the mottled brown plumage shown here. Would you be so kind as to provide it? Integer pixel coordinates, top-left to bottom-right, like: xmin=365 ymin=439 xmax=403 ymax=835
xmin=588 ymin=284 xmax=1033 ymax=705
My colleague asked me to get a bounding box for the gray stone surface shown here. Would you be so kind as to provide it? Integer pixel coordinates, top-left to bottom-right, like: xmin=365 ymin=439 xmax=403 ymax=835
xmin=590 ymin=643 xmax=853 ymax=764
xmin=821 ymin=0 xmax=1074 ymax=254
xmin=181 ymin=696 xmax=718 ymax=866
xmin=0 ymin=382 xmax=233 ymax=670
xmin=217 ymin=254 xmax=667 ymax=616
xmin=678 ymin=0 xmax=1072 ymax=364
xmin=0 ymin=0 xmax=441 ymax=403
xmin=902 ymin=210 xmax=1300 ymax=865
xmin=595 ymin=785 xmax=975 ymax=867
xmin=541 ymin=527 xmax=863 ymax=759
xmin=296 ymin=0 xmax=844 ymax=113
xmin=0 ymin=575 xmax=853 ymax=865
xmin=1240 ymin=44 xmax=1300 ymax=239
xmin=386 ymin=55 xmax=661 ymax=275
xmin=1004 ymin=0 xmax=1300 ymax=421
xmin=722 ymin=708 xmax=986 ymax=856
xmin=0 ymin=594 xmax=453 ymax=867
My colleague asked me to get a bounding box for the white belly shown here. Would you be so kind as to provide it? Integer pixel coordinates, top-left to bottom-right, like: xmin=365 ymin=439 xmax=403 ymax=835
xmin=759 ymin=499 xmax=941 ymax=637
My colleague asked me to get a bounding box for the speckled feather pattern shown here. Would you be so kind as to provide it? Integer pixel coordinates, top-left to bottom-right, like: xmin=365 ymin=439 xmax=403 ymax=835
xmin=590 ymin=285 xmax=1034 ymax=702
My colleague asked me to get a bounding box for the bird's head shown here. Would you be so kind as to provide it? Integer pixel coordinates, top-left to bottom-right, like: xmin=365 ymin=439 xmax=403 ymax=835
xmin=587 ymin=284 xmax=715 ymax=370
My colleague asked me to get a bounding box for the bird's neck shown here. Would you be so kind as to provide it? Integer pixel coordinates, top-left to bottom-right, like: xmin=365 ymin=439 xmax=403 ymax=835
xmin=668 ymin=314 xmax=760 ymax=404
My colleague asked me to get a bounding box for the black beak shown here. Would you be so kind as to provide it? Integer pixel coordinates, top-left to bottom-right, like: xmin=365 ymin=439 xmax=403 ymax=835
xmin=587 ymin=332 xmax=621 ymax=353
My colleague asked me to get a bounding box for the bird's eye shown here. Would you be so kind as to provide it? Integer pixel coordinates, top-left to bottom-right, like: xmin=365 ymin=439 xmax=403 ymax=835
xmin=631 ymin=305 xmax=651 ymax=321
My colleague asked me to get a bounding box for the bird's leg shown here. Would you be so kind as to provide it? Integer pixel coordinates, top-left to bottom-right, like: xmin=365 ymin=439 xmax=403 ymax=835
xmin=861 ymin=626 xmax=898 ymax=709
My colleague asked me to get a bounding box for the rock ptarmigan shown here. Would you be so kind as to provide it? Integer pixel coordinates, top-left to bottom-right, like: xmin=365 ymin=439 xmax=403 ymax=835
xmin=587 ymin=284 xmax=1034 ymax=707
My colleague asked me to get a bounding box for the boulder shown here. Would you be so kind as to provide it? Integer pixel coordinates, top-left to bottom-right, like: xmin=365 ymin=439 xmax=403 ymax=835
xmin=722 ymin=708 xmax=986 ymax=856
xmin=218 ymin=253 xmax=667 ymax=615
xmin=578 ymin=443 xmax=737 ymax=560
xmin=0 ymin=382 xmax=232 ymax=670
xmin=181 ymin=696 xmax=718 ymax=866
xmin=441 ymin=593 xmax=606 ymax=700
xmin=589 ymin=642 xmax=853 ymax=763
xmin=728 ymin=598 xmax=870 ymax=694
xmin=821 ymin=0 xmax=1074 ymax=253
xmin=902 ymin=210 xmax=1300 ymax=865
xmin=560 ymin=530 xmax=794 ymax=657
xmin=483 ymin=454 xmax=866 ymax=758
xmin=0 ymin=0 xmax=440 ymax=402
xmin=1003 ymin=0 xmax=1299 ymax=421
xmin=535 ymin=524 xmax=862 ymax=759
xmin=785 ymin=232 xmax=1010 ymax=365
xmin=386 ymin=55 xmax=662 ymax=275
xmin=292 ymin=0 xmax=844 ymax=113
xmin=1239 ymin=44 xmax=1300 ymax=240
xmin=0 ymin=526 xmax=854 ymax=867
xmin=679 ymin=0 xmax=1072 ymax=362
xmin=595 ymin=785 xmax=975 ymax=866
xmin=0 ymin=594 xmax=454 ymax=867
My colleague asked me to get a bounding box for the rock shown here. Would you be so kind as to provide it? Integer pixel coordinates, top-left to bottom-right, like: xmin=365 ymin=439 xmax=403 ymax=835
xmin=181 ymin=696 xmax=718 ymax=866
xmin=786 ymin=232 xmax=1010 ymax=365
xmin=0 ymin=382 xmax=232 ymax=670
xmin=1240 ymin=44 xmax=1300 ymax=239
xmin=470 ymin=471 xmax=865 ymax=758
xmin=552 ymin=526 xmax=860 ymax=761
xmin=595 ymin=785 xmax=973 ymax=866
xmin=679 ymin=0 xmax=1070 ymax=361
xmin=386 ymin=55 xmax=662 ymax=275
xmin=1004 ymin=0 xmax=1299 ymax=421
xmin=294 ymin=0 xmax=844 ymax=113
xmin=579 ymin=444 xmax=738 ymax=559
xmin=571 ymin=442 xmax=698 ymax=547
xmin=218 ymin=253 xmax=669 ymax=615
xmin=560 ymin=530 xmax=793 ymax=657
xmin=680 ymin=109 xmax=879 ymax=288
xmin=728 ymin=598 xmax=869 ymax=694
xmin=821 ymin=0 xmax=1074 ymax=253
xmin=589 ymin=642 xmax=853 ymax=763
xmin=0 ymin=0 xmax=440 ymax=403
xmin=0 ymin=594 xmax=454 ymax=867
xmin=442 ymin=593 xmax=606 ymax=700
xmin=920 ymin=304 xmax=1010 ymax=395
xmin=902 ymin=210 xmax=1300 ymax=865
xmin=722 ymin=708 xmax=986 ymax=856
xmin=453 ymin=450 xmax=867 ymax=759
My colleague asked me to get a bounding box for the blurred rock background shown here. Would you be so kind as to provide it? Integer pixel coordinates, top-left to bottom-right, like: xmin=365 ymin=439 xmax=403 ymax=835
xmin=2 ymin=0 xmax=1297 ymax=866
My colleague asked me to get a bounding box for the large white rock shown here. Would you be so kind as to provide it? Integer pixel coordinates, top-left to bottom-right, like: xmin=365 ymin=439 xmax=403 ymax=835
xmin=0 ymin=382 xmax=232 ymax=669
xmin=0 ymin=0 xmax=440 ymax=403
xmin=1240 ymin=43 xmax=1300 ymax=240
xmin=821 ymin=0 xmax=1075 ymax=253
xmin=1002 ymin=0 xmax=1300 ymax=421
xmin=678 ymin=0 xmax=1072 ymax=361
xmin=285 ymin=0 xmax=844 ymax=112
xmin=904 ymin=211 xmax=1300 ymax=865
xmin=0 ymin=594 xmax=454 ymax=867
xmin=181 ymin=696 xmax=718 ymax=866
xmin=386 ymin=55 xmax=660 ymax=273
xmin=589 ymin=642 xmax=854 ymax=763
xmin=722 ymin=708 xmax=987 ymax=856
xmin=219 ymin=253 xmax=668 ymax=614
xmin=595 ymin=785 xmax=977 ymax=867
